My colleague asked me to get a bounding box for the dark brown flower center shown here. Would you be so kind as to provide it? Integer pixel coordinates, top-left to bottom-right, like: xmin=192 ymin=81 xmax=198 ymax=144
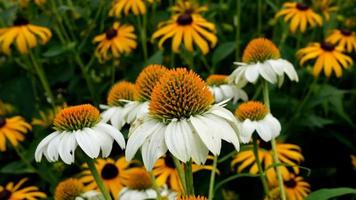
xmin=177 ymin=14 xmax=193 ymax=25
xmin=164 ymin=155 xmax=175 ymax=169
xmin=340 ymin=29 xmax=351 ymax=36
xmin=321 ymin=42 xmax=335 ymax=51
xmin=105 ymin=29 xmax=118 ymax=40
xmin=284 ymin=179 xmax=297 ymax=188
xmin=13 ymin=17 xmax=29 ymax=26
xmin=296 ymin=3 xmax=309 ymax=11
xmin=0 ymin=189 xmax=11 ymax=200
xmin=0 ymin=117 xmax=6 ymax=128
xmin=101 ymin=163 xmax=119 ymax=180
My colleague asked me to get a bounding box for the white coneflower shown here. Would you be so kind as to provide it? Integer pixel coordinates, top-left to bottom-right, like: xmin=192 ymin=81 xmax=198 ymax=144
xmin=126 ymin=68 xmax=241 ymax=170
xmin=235 ymin=101 xmax=281 ymax=142
xmin=229 ymin=38 xmax=298 ymax=88
xmin=100 ymin=81 xmax=138 ymax=130
xmin=35 ymin=104 xmax=125 ymax=164
xmin=206 ymin=74 xmax=248 ymax=103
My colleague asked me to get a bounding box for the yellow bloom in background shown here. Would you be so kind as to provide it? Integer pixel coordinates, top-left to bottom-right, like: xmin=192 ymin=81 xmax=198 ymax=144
xmin=177 ymin=195 xmax=208 ymax=200
xmin=93 ymin=22 xmax=137 ymax=62
xmin=297 ymin=42 xmax=353 ymax=77
xmin=0 ymin=100 xmax=15 ymax=116
xmin=109 ymin=0 xmax=148 ymax=17
xmin=269 ymin=174 xmax=311 ymax=200
xmin=32 ymin=104 xmax=65 ymax=128
xmin=0 ymin=116 xmax=31 ymax=152
xmin=0 ymin=178 xmax=47 ymax=199
xmin=0 ymin=17 xmax=52 ymax=55
xmin=153 ymin=155 xmax=214 ymax=192
xmin=171 ymin=0 xmax=208 ymax=16
xmin=313 ymin=0 xmax=337 ymax=21
xmin=79 ymin=157 xmax=139 ymax=199
xmin=276 ymin=2 xmax=322 ymax=33
xmin=231 ymin=141 xmax=304 ymax=182
xmin=152 ymin=12 xmax=217 ymax=54
xmin=326 ymin=29 xmax=356 ymax=53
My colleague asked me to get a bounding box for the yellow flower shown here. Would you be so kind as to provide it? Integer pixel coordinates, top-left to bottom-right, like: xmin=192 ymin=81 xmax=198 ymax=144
xmin=276 ymin=2 xmax=322 ymax=33
xmin=297 ymin=42 xmax=353 ymax=77
xmin=177 ymin=195 xmax=208 ymax=200
xmin=171 ymin=0 xmax=208 ymax=16
xmin=93 ymin=22 xmax=137 ymax=62
xmin=326 ymin=29 xmax=356 ymax=53
xmin=0 ymin=178 xmax=46 ymax=200
xmin=313 ymin=0 xmax=337 ymax=21
xmin=0 ymin=116 xmax=31 ymax=152
xmin=152 ymin=12 xmax=217 ymax=54
xmin=0 ymin=100 xmax=15 ymax=116
xmin=0 ymin=17 xmax=52 ymax=55
xmin=109 ymin=0 xmax=149 ymax=17
xmin=79 ymin=157 xmax=139 ymax=199
xmin=231 ymin=141 xmax=304 ymax=182
xmin=269 ymin=174 xmax=311 ymax=200
xmin=153 ymin=155 xmax=214 ymax=192
xmin=32 ymin=104 xmax=66 ymax=128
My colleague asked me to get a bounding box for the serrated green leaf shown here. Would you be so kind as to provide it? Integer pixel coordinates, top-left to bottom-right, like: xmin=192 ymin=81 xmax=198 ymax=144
xmin=306 ymin=188 xmax=356 ymax=200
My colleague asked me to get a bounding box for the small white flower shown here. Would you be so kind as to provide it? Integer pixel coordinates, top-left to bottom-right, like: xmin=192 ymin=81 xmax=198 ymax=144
xmin=229 ymin=38 xmax=298 ymax=87
xmin=126 ymin=68 xmax=241 ymax=170
xmin=235 ymin=101 xmax=281 ymax=142
xmin=35 ymin=104 xmax=125 ymax=164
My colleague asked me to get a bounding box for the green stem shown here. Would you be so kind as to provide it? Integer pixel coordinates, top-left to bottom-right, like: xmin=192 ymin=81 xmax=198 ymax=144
xmin=85 ymin=158 xmax=112 ymax=200
xmin=149 ymin=171 xmax=162 ymax=200
xmin=257 ymin=0 xmax=262 ymax=36
xmin=252 ymin=137 xmax=270 ymax=197
xmin=173 ymin=157 xmax=187 ymax=194
xmin=262 ymin=81 xmax=286 ymax=200
xmin=137 ymin=15 xmax=148 ymax=62
xmin=235 ymin=0 xmax=241 ymax=61
xmin=185 ymin=160 xmax=195 ymax=195
xmin=29 ymin=51 xmax=55 ymax=107
xmin=208 ymin=156 xmax=218 ymax=200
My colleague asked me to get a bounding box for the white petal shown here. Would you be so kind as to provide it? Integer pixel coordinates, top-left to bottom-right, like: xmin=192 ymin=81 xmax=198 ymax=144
xmin=58 ymin=133 xmax=76 ymax=164
xmin=233 ymin=62 xmax=248 ymax=66
xmin=35 ymin=131 xmax=59 ymax=162
xmin=266 ymin=59 xmax=284 ymax=76
xmin=75 ymin=129 xmax=99 ymax=158
xmin=244 ymin=64 xmax=259 ymax=83
xmin=92 ymin=127 xmax=114 ymax=157
xmin=111 ymin=107 xmax=126 ymax=130
xmin=100 ymin=107 xmax=116 ymax=123
xmin=256 ymin=120 xmax=273 ymax=142
xmin=259 ymin=62 xmax=277 ymax=84
xmin=190 ymin=116 xmax=221 ymax=155
xmin=165 ymin=120 xmax=190 ymax=162
xmin=265 ymin=114 xmax=281 ymax=138
xmin=209 ymin=105 xmax=236 ymax=122
xmin=240 ymin=119 xmax=256 ymax=139
xmin=282 ymin=59 xmax=299 ymax=82
xmin=96 ymin=123 xmax=125 ymax=149
xmin=46 ymin=133 xmax=63 ymax=162
xmin=220 ymin=85 xmax=235 ymax=101
xmin=125 ymin=119 xmax=160 ymax=160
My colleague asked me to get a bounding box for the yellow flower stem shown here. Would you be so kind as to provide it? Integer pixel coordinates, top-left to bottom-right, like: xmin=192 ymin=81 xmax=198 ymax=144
xmin=263 ymin=81 xmax=286 ymax=200
xmin=172 ymin=156 xmax=187 ymax=194
xmin=235 ymin=0 xmax=241 ymax=60
xmin=208 ymin=155 xmax=218 ymax=200
xmin=252 ymin=137 xmax=270 ymax=197
xmin=85 ymin=158 xmax=112 ymax=200
xmin=185 ymin=160 xmax=195 ymax=195
xmin=29 ymin=51 xmax=56 ymax=107
xmin=149 ymin=171 xmax=162 ymax=200
xmin=257 ymin=0 xmax=262 ymax=35
xmin=137 ymin=15 xmax=148 ymax=61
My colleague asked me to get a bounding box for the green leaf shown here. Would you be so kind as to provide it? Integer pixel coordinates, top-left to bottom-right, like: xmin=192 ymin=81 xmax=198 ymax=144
xmin=145 ymin=50 xmax=163 ymax=65
xmin=43 ymin=42 xmax=76 ymax=57
xmin=212 ymin=42 xmax=236 ymax=67
xmin=0 ymin=161 xmax=35 ymax=174
xmin=306 ymin=188 xmax=356 ymax=200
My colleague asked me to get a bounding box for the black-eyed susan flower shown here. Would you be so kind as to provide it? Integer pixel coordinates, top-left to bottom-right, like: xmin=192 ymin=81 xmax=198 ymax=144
xmin=0 ymin=116 xmax=31 ymax=152
xmin=153 ymin=155 xmax=214 ymax=192
xmin=35 ymin=104 xmax=125 ymax=164
xmin=229 ymin=38 xmax=298 ymax=88
xmin=235 ymin=101 xmax=281 ymax=142
xmin=313 ymin=0 xmax=337 ymax=21
xmin=119 ymin=168 xmax=177 ymax=200
xmin=120 ymin=64 xmax=169 ymax=126
xmin=0 ymin=178 xmax=46 ymax=200
xmin=206 ymin=74 xmax=248 ymax=104
xmin=297 ymin=42 xmax=353 ymax=77
xmin=326 ymin=29 xmax=356 ymax=53
xmin=93 ymin=22 xmax=137 ymax=62
xmin=231 ymin=140 xmax=304 ymax=182
xmin=109 ymin=0 xmax=153 ymax=17
xmin=32 ymin=105 xmax=65 ymax=128
xmin=100 ymin=81 xmax=138 ymax=130
xmin=276 ymin=2 xmax=322 ymax=33
xmin=126 ymin=68 xmax=241 ymax=170
xmin=0 ymin=17 xmax=51 ymax=55
xmin=171 ymin=0 xmax=208 ymax=16
xmin=152 ymin=11 xmax=217 ymax=54
xmin=177 ymin=195 xmax=208 ymax=200
xmin=54 ymin=178 xmax=103 ymax=200
xmin=269 ymin=174 xmax=311 ymax=200
xmin=79 ymin=157 xmax=136 ymax=199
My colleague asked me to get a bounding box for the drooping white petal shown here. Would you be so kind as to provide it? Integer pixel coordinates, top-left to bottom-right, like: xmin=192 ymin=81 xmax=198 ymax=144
xmin=46 ymin=133 xmax=63 ymax=162
xmin=244 ymin=64 xmax=259 ymax=83
xmin=75 ymin=129 xmax=99 ymax=158
xmin=209 ymin=105 xmax=236 ymax=122
xmin=125 ymin=119 xmax=161 ymax=160
xmin=58 ymin=133 xmax=76 ymax=164
xmin=35 ymin=131 xmax=59 ymax=162
xmin=93 ymin=126 xmax=114 ymax=157
xmin=259 ymin=62 xmax=277 ymax=84
xmin=256 ymin=120 xmax=273 ymax=142
xmin=266 ymin=59 xmax=284 ymax=76
xmin=96 ymin=123 xmax=125 ymax=149
xmin=265 ymin=114 xmax=281 ymax=138
xmin=281 ymin=59 xmax=299 ymax=82
xmin=165 ymin=120 xmax=190 ymax=162
xmin=100 ymin=107 xmax=116 ymax=123
xmin=110 ymin=107 xmax=126 ymax=130
xmin=190 ymin=115 xmax=221 ymax=155
xmin=240 ymin=119 xmax=256 ymax=139
xmin=85 ymin=128 xmax=108 ymax=158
